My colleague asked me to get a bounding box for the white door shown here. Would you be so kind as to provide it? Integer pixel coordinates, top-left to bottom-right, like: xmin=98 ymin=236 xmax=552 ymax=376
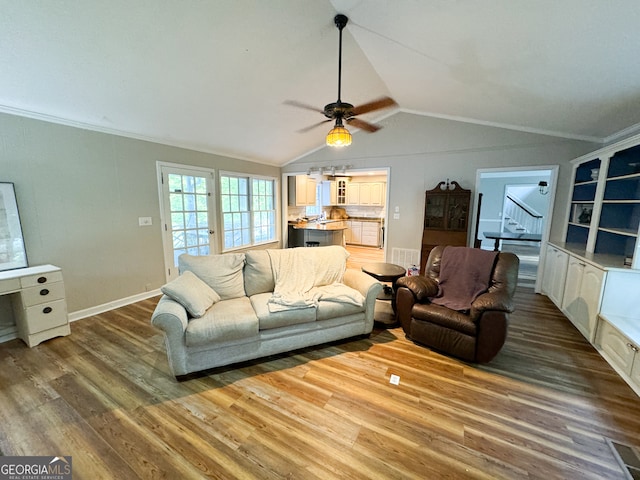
xmin=159 ymin=165 xmax=217 ymax=281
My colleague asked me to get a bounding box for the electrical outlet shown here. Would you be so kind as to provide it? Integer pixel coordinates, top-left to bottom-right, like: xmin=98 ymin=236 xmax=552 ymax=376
xmin=138 ymin=217 xmax=152 ymax=226
xmin=393 ymin=213 xmax=400 ymax=220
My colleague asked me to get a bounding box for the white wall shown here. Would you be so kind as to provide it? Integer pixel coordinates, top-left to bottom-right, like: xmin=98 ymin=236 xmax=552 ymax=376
xmin=283 ymin=112 xmax=599 ymax=257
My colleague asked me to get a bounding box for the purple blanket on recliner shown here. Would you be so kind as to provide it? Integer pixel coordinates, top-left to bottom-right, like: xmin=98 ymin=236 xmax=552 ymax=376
xmin=430 ymin=246 xmax=498 ymax=312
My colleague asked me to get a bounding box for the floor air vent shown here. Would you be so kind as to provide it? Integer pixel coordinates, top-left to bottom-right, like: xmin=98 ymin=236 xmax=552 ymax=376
xmin=607 ymin=438 xmax=640 ymax=479
xmin=391 ymin=248 xmax=420 ymax=270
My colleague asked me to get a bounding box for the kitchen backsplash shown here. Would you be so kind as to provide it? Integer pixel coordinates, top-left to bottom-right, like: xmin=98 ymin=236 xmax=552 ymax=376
xmin=287 ymin=205 xmax=384 ymax=221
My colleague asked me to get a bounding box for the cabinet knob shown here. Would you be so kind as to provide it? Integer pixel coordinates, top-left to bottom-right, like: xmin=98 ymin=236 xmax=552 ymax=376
xmin=627 ymin=342 xmax=639 ymax=353
xmin=37 ymin=276 xmax=47 ymax=284
xmin=40 ymin=288 xmax=50 ymax=296
xmin=42 ymin=306 xmax=53 ymax=314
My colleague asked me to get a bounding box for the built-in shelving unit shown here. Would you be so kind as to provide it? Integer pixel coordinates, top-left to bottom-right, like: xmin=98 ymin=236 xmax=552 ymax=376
xmin=594 ymin=144 xmax=640 ymax=261
xmin=566 ymin=158 xmax=600 ymax=249
xmin=564 ymin=138 xmax=640 ymax=268
xmin=546 ymin=133 xmax=640 ymax=397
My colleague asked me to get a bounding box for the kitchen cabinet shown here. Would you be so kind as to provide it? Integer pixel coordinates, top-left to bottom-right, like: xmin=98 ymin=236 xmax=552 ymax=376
xmin=335 ymin=179 xmax=347 ymax=205
xmin=561 ymin=257 xmax=604 ymax=342
xmin=346 ymin=183 xmax=360 ymax=205
xmin=361 ymin=221 xmax=380 ymax=247
xmin=348 ymin=220 xmax=362 ymax=244
xmin=288 ymin=175 xmax=316 ymax=206
xmin=344 ymin=182 xmax=385 ymax=206
xmin=541 ymin=244 xmax=568 ymax=307
xmin=345 ymin=220 xmax=381 ymax=247
xmin=358 ymin=182 xmax=385 ymax=206
xmin=321 ymin=181 xmax=337 ymax=206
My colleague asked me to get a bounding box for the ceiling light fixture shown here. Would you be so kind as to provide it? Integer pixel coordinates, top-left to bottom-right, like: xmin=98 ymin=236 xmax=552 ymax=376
xmin=538 ymin=181 xmax=549 ymax=195
xmin=326 ymin=118 xmax=352 ymax=147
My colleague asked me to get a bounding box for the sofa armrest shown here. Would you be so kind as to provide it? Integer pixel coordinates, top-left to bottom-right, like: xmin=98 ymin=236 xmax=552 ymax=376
xmin=151 ymin=295 xmax=191 ymax=377
xmin=343 ymin=269 xmax=383 ymax=330
xmin=396 ymin=276 xmax=439 ymax=303
xmin=151 ymin=295 xmax=189 ymax=336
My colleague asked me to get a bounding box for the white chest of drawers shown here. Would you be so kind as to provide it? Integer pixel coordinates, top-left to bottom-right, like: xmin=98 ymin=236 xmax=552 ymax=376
xmin=0 ymin=265 xmax=70 ymax=347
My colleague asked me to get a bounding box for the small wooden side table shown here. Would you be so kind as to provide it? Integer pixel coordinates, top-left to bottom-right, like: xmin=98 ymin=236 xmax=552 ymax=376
xmin=361 ymin=262 xmax=406 ymax=326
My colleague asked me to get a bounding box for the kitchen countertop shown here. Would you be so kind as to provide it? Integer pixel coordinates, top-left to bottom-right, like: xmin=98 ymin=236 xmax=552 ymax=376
xmin=290 ymin=221 xmax=348 ymax=231
xmin=348 ymin=217 xmax=384 ymax=223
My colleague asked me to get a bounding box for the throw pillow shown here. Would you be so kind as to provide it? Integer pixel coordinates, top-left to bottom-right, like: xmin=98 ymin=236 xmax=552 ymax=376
xmin=161 ymin=270 xmax=221 ymax=317
xmin=179 ymin=253 xmax=246 ymax=300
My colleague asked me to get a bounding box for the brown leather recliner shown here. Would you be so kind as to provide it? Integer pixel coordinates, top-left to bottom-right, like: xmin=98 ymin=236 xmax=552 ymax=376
xmin=396 ymin=245 xmax=519 ymax=363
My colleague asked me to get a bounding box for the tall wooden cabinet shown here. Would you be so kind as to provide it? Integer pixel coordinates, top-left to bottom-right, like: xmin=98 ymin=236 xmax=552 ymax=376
xmin=420 ymin=180 xmax=471 ymax=273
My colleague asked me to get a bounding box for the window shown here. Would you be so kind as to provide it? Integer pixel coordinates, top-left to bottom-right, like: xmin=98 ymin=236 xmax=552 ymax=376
xmin=220 ymin=173 xmax=277 ymax=250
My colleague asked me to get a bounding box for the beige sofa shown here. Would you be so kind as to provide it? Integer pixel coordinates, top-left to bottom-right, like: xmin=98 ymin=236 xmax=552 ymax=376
xmin=151 ymin=246 xmax=382 ymax=377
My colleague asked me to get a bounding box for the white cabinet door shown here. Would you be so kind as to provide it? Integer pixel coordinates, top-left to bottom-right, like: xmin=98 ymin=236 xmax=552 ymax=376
xmin=370 ymin=183 xmax=384 ymax=206
xmin=348 ymin=221 xmax=362 ymax=244
xmin=289 ymin=176 xmax=315 ymax=206
xmin=562 ymin=256 xmax=584 ymax=322
xmin=579 ymin=264 xmax=605 ymax=342
xmin=336 ymin=179 xmax=347 ymax=205
xmin=542 ymin=245 xmax=568 ymax=307
xmin=631 ymin=349 xmax=640 ymax=387
xmin=562 ymin=256 xmax=604 ymax=341
xmin=344 ymin=221 xmax=352 ymax=243
xmin=596 ymin=320 xmax=635 ymax=374
xmin=361 ymin=222 xmax=380 ymax=246
xmin=346 ymin=183 xmax=360 ymax=205
xmin=359 ymin=183 xmax=372 ymax=205
xmin=321 ymin=181 xmax=336 ymax=206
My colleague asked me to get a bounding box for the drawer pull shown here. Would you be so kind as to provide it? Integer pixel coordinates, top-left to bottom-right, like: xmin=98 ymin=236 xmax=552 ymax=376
xmin=37 ymin=276 xmax=47 ymax=284
xmin=628 ymin=343 xmax=639 ymax=353
xmin=40 ymin=288 xmax=50 ymax=296
xmin=42 ymin=306 xmax=53 ymax=314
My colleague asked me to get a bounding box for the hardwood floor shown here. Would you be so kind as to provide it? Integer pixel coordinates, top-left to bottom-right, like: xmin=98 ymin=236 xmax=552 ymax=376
xmin=345 ymin=244 xmax=384 ymax=270
xmin=1 ymin=288 xmax=639 ymax=479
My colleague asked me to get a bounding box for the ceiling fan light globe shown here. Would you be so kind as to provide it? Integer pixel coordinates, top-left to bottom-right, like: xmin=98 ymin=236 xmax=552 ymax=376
xmin=326 ymin=126 xmax=352 ymax=147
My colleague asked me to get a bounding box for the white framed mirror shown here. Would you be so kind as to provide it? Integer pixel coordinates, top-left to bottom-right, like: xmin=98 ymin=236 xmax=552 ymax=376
xmin=0 ymin=182 xmax=28 ymax=271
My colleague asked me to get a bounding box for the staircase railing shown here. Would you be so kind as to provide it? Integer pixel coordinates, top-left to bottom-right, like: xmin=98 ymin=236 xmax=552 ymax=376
xmin=504 ymin=194 xmax=543 ymax=234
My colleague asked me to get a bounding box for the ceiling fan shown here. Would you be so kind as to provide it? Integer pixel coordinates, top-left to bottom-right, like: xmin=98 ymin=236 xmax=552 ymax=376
xmin=286 ymin=14 xmax=397 ymax=147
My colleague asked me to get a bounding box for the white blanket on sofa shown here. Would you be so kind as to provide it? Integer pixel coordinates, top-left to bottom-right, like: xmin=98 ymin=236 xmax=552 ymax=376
xmin=267 ymin=247 xmax=363 ymax=312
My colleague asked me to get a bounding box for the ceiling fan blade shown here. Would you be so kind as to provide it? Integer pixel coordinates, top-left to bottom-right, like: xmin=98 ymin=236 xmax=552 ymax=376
xmin=297 ymin=119 xmax=332 ymax=133
xmin=351 ymin=96 xmax=397 ymax=116
xmin=347 ymin=117 xmax=380 ymax=133
xmin=284 ymin=100 xmax=325 ymax=114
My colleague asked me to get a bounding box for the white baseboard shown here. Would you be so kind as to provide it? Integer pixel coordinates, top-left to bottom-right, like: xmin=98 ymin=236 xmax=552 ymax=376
xmin=68 ymin=288 xmax=162 ymax=322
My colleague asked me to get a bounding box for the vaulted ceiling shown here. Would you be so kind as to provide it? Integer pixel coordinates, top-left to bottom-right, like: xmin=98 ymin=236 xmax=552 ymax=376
xmin=2 ymin=1 xmax=640 ymax=166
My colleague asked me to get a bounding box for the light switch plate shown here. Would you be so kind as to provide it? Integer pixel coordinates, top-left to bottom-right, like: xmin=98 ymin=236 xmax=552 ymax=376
xmin=138 ymin=217 xmax=152 ymax=226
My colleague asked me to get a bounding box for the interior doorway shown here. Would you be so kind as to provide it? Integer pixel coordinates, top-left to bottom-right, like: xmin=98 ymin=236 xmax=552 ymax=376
xmin=473 ymin=166 xmax=558 ymax=291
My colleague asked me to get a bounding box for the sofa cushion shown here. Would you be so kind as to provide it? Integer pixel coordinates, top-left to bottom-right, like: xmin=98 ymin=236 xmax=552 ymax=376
xmin=160 ymin=270 xmax=221 ymax=318
xmin=250 ymin=292 xmax=316 ymax=330
xmin=244 ymin=250 xmax=275 ymax=296
xmin=411 ymin=303 xmax=477 ymax=336
xmin=316 ymin=298 xmax=365 ymax=321
xmin=179 ymin=253 xmax=246 ymax=300
xmin=185 ymin=297 xmax=258 ymax=347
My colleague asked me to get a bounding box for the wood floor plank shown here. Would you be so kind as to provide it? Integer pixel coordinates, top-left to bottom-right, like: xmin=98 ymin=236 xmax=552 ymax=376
xmin=1 ymin=273 xmax=639 ymax=478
